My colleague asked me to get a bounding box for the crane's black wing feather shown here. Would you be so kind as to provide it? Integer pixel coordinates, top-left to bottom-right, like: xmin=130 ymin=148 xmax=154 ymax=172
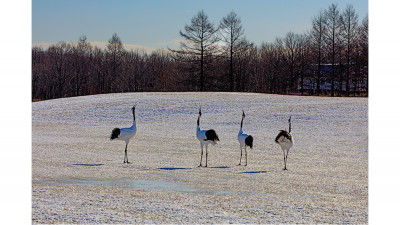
xmin=205 ymin=129 xmax=219 ymax=142
xmin=275 ymin=130 xmax=291 ymax=143
xmin=110 ymin=128 xmax=120 ymax=140
xmin=245 ymin=135 xmax=253 ymax=148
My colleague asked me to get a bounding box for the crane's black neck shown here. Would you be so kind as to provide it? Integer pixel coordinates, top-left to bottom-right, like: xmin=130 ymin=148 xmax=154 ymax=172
xmin=132 ymin=108 xmax=136 ymax=122
xmin=197 ymin=115 xmax=200 ymax=126
xmin=240 ymin=116 xmax=244 ymax=129
xmin=289 ymin=121 xmax=291 ymax=133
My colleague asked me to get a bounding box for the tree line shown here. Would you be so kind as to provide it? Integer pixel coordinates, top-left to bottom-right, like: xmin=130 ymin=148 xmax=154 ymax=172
xmin=32 ymin=4 xmax=368 ymax=101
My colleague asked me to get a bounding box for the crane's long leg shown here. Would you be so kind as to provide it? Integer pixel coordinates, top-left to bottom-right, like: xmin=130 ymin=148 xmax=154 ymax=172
xmin=205 ymin=143 xmax=208 ymax=167
xmin=285 ymin=150 xmax=289 ymax=170
xmin=199 ymin=143 xmax=203 ymax=167
xmin=282 ymin=149 xmax=287 ymax=170
xmin=238 ymin=146 xmax=243 ymax=166
xmin=245 ymin=146 xmax=248 ymax=166
xmin=124 ymin=144 xmax=130 ymax=163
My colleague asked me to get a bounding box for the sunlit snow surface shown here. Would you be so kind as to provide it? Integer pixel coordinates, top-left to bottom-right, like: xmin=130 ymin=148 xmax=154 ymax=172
xmin=32 ymin=92 xmax=368 ymax=224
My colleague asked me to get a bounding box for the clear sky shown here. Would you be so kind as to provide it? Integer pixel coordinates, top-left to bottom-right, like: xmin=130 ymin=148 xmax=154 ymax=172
xmin=32 ymin=0 xmax=368 ymax=51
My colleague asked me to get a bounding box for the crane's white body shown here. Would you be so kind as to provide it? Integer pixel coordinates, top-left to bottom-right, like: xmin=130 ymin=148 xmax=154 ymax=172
xmin=111 ymin=105 xmax=137 ymax=163
xmin=114 ymin=123 xmax=136 ymax=145
xmin=276 ymin=134 xmax=293 ymax=153
xmin=238 ymin=128 xmax=249 ymax=148
xmin=197 ymin=126 xmax=218 ymax=146
xmin=237 ymin=111 xmax=253 ymax=166
xmin=196 ymin=108 xmax=219 ymax=167
xmin=275 ymin=116 xmax=294 ymax=170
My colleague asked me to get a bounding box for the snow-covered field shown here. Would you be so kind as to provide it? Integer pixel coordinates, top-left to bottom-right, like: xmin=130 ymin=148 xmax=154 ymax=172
xmin=32 ymin=92 xmax=368 ymax=224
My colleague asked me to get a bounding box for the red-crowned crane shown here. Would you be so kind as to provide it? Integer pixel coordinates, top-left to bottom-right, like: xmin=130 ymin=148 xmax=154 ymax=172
xmin=238 ymin=110 xmax=253 ymax=166
xmin=275 ymin=116 xmax=294 ymax=170
xmin=196 ymin=107 xmax=219 ymax=167
xmin=110 ymin=104 xmax=137 ymax=163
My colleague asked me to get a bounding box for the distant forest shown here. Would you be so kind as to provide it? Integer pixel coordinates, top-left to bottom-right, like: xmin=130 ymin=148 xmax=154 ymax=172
xmin=32 ymin=4 xmax=368 ymax=101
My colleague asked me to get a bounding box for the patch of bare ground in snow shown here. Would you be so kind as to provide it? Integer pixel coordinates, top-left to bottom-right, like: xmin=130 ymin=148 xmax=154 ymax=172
xmin=32 ymin=92 xmax=368 ymax=224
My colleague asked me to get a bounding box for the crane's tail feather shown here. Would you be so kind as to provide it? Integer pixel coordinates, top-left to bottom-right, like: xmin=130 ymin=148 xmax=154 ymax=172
xmin=275 ymin=130 xmax=291 ymax=143
xmin=245 ymin=135 xmax=253 ymax=149
xmin=110 ymin=128 xmax=120 ymax=140
xmin=205 ymin=129 xmax=219 ymax=144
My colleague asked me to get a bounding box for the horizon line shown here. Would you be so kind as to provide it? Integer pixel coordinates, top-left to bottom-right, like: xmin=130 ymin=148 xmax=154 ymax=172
xmin=31 ymin=41 xmax=177 ymax=53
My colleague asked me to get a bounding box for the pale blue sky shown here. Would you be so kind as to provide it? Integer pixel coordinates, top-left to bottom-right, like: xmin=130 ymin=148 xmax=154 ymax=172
xmin=32 ymin=0 xmax=368 ymax=50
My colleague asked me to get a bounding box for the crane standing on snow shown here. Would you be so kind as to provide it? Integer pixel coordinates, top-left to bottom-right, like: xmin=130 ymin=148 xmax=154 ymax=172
xmin=275 ymin=116 xmax=294 ymax=170
xmin=196 ymin=107 xmax=220 ymax=167
xmin=110 ymin=104 xmax=137 ymax=163
xmin=237 ymin=110 xmax=253 ymax=166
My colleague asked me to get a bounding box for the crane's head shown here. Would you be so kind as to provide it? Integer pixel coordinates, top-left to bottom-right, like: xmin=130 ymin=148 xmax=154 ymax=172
xmin=288 ymin=115 xmax=291 ymax=123
xmin=242 ymin=110 xmax=246 ymax=118
xmin=132 ymin=103 xmax=137 ymax=113
xmin=199 ymin=106 xmax=202 ymax=117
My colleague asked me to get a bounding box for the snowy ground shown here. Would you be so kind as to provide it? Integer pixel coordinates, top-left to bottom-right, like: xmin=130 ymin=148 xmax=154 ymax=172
xmin=32 ymin=92 xmax=368 ymax=224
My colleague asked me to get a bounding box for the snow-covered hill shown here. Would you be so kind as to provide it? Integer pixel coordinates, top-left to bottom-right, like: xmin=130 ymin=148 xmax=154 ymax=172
xmin=32 ymin=92 xmax=368 ymax=223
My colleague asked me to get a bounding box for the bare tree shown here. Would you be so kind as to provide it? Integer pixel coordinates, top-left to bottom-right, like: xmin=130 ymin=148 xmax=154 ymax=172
xmin=323 ymin=4 xmax=343 ymax=96
xmin=107 ymin=33 xmax=124 ymax=92
xmin=32 ymin=47 xmax=45 ymax=100
xmin=282 ymin=31 xmax=300 ymax=93
xmin=47 ymin=42 xmax=72 ymax=98
xmin=259 ymin=43 xmax=274 ymax=93
xmin=235 ymin=41 xmax=255 ymax=92
xmin=260 ymin=39 xmax=285 ymax=94
xmin=341 ymin=5 xmax=359 ymax=96
xmin=311 ymin=10 xmax=326 ymax=95
xmin=123 ymin=50 xmax=141 ymax=92
xmin=357 ymin=14 xmax=368 ymax=96
xmin=70 ymin=35 xmax=92 ymax=96
xmin=219 ymin=11 xmax=248 ymax=91
xmin=297 ymin=34 xmax=313 ymax=95
xmin=91 ymin=46 xmax=106 ymax=94
xmin=148 ymin=50 xmax=175 ymax=91
xmin=170 ymin=10 xmax=219 ymax=91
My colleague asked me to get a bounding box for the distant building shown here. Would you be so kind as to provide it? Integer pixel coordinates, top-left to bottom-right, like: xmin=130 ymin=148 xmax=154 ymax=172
xmin=297 ymin=63 xmax=367 ymax=95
